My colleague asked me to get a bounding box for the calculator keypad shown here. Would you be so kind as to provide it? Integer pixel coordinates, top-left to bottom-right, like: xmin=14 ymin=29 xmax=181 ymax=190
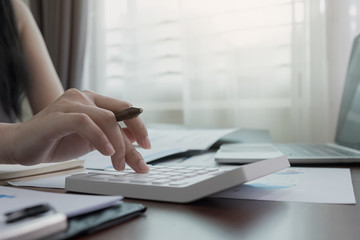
xmin=86 ymin=165 xmax=225 ymax=187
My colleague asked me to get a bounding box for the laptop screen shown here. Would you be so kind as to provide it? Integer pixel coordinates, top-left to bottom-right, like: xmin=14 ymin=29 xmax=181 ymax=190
xmin=335 ymin=35 xmax=360 ymax=150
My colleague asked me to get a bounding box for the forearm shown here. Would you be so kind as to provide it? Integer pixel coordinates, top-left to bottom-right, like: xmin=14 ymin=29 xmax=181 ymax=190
xmin=22 ymin=19 xmax=64 ymax=113
xmin=12 ymin=0 xmax=64 ymax=114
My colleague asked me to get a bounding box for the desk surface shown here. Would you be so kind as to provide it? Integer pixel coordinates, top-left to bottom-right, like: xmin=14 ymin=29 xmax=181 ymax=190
xmin=70 ymin=166 xmax=360 ymax=240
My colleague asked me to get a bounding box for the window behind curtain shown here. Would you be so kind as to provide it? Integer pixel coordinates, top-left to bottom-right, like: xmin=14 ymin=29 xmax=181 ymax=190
xmin=91 ymin=0 xmax=313 ymax=142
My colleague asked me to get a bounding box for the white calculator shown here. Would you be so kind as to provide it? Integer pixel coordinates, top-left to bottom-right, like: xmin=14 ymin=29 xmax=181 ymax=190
xmin=65 ymin=155 xmax=289 ymax=203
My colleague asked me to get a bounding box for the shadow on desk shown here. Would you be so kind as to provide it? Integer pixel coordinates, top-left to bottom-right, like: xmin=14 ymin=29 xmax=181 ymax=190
xmin=187 ymin=198 xmax=286 ymax=229
xmin=80 ymin=198 xmax=288 ymax=240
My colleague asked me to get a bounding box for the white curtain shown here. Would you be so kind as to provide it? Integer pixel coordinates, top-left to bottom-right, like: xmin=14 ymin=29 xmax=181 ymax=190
xmin=83 ymin=0 xmax=360 ymax=143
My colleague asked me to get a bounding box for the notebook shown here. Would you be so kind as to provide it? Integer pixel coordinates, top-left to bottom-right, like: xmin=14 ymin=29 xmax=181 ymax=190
xmin=215 ymin=35 xmax=360 ymax=164
xmin=0 ymin=159 xmax=84 ymax=185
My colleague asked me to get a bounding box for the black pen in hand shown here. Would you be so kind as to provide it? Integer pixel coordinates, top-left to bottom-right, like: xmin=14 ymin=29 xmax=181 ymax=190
xmin=114 ymin=107 xmax=143 ymax=122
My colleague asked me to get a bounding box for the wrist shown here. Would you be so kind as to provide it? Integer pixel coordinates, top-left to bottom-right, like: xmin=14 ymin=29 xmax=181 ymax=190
xmin=0 ymin=123 xmax=21 ymax=164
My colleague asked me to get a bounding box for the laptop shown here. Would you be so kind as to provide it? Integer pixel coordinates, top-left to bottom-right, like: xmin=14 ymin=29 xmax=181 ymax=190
xmin=215 ymin=35 xmax=360 ymax=164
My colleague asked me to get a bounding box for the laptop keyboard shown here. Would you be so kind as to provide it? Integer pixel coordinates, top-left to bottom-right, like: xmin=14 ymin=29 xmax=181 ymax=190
xmin=276 ymin=144 xmax=360 ymax=157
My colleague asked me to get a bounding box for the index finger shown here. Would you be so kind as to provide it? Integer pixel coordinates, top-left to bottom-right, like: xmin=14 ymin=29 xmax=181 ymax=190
xmin=120 ymin=128 xmax=150 ymax=173
xmin=84 ymin=91 xmax=151 ymax=149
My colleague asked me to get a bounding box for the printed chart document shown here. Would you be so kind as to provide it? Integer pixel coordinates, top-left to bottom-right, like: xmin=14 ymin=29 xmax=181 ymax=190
xmin=161 ymin=153 xmax=356 ymax=204
xmin=211 ymin=167 xmax=356 ymax=204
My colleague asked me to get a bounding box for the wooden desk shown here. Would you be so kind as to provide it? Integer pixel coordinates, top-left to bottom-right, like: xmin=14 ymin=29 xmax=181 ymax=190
xmin=75 ymin=166 xmax=360 ymax=240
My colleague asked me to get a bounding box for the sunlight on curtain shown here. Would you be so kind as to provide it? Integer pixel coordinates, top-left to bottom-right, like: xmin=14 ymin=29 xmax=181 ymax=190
xmin=84 ymin=0 xmax=332 ymax=142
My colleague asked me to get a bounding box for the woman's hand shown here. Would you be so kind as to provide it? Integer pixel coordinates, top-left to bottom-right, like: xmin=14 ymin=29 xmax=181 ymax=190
xmin=0 ymin=89 xmax=151 ymax=173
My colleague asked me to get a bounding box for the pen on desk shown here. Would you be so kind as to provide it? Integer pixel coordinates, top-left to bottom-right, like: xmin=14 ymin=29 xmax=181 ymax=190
xmin=5 ymin=204 xmax=53 ymax=223
xmin=115 ymin=107 xmax=143 ymax=121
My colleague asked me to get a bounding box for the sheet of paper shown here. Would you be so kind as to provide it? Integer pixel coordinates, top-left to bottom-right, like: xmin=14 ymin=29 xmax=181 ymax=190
xmin=8 ymin=173 xmax=73 ymax=189
xmin=158 ymin=152 xmax=220 ymax=167
xmin=0 ymin=186 xmax=122 ymax=218
xmin=83 ymin=147 xmax=186 ymax=169
xmin=211 ymin=167 xmax=356 ymax=204
xmin=147 ymin=128 xmax=236 ymax=150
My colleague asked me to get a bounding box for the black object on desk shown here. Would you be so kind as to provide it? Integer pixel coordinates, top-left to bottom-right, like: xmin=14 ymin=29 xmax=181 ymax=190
xmin=2 ymin=203 xmax=67 ymax=240
xmin=55 ymin=202 xmax=147 ymax=239
xmin=5 ymin=203 xmax=53 ymax=223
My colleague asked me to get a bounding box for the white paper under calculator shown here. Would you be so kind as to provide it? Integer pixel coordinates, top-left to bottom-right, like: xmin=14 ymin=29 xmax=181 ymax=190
xmin=211 ymin=167 xmax=356 ymax=204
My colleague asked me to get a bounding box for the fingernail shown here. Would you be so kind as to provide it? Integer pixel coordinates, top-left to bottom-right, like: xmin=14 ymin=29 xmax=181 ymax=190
xmin=119 ymin=158 xmax=126 ymax=170
xmin=139 ymin=161 xmax=150 ymax=173
xmin=104 ymin=143 xmax=115 ymax=156
xmin=142 ymin=136 xmax=151 ymax=149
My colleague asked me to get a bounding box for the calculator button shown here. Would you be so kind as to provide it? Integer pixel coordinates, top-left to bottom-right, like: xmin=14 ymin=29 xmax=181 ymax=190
xmin=175 ymin=169 xmax=195 ymax=173
xmin=150 ymin=166 xmax=167 ymax=169
xmin=183 ymin=173 xmax=198 ymax=178
xmin=170 ymin=181 xmax=188 ymax=186
xmin=152 ymin=179 xmax=171 ymax=184
xmin=205 ymin=168 xmax=219 ymax=172
xmin=195 ymin=170 xmax=209 ymax=175
xmin=167 ymin=166 xmax=186 ymax=169
xmin=152 ymin=168 xmax=169 ymax=173
xmin=109 ymin=177 xmax=127 ymax=182
xmin=88 ymin=174 xmax=112 ymax=180
xmin=169 ymin=176 xmax=185 ymax=181
xmin=162 ymin=172 xmax=180 ymax=176
xmin=186 ymin=167 xmax=204 ymax=170
xmin=108 ymin=172 xmax=129 ymax=176
xmin=130 ymin=179 xmax=151 ymax=184
xmin=131 ymin=174 xmax=152 ymax=178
